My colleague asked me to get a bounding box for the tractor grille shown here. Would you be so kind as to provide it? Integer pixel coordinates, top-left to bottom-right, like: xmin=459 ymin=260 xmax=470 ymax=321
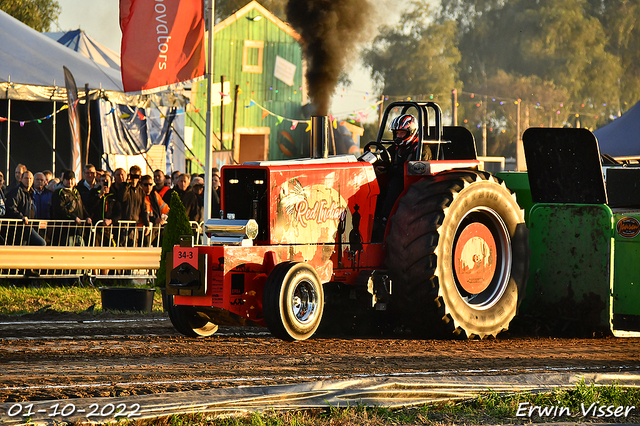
xmin=222 ymin=168 xmax=269 ymax=242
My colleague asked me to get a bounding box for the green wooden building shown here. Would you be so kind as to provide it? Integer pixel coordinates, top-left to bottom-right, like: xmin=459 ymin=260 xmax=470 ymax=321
xmin=185 ymin=1 xmax=309 ymax=173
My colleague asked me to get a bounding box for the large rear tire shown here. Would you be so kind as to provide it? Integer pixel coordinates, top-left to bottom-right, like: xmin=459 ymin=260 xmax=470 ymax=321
xmin=262 ymin=262 xmax=324 ymax=341
xmin=167 ymin=295 xmax=219 ymax=337
xmin=385 ymin=170 xmax=528 ymax=338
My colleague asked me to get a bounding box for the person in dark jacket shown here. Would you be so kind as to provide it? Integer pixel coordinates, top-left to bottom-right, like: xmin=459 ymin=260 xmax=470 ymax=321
xmin=115 ymin=165 xmax=150 ymax=246
xmin=7 ymin=163 xmax=26 ymax=193
xmin=190 ymin=176 xmax=205 ymax=222
xmin=51 ymin=170 xmax=92 ymax=246
xmin=52 ymin=170 xmax=92 ymax=224
xmin=161 ymin=170 xmax=180 ymax=206
xmin=32 ymin=172 xmax=52 ymax=219
xmin=93 ymin=174 xmax=118 ymax=224
xmin=116 ymin=166 xmax=150 ymax=226
xmin=174 ymin=173 xmax=200 ymax=222
xmin=92 ymin=173 xmax=119 ymax=247
xmin=0 ymin=184 xmax=5 ymax=217
xmin=4 ymin=170 xmax=46 ymax=246
xmin=76 ymin=164 xmax=100 ymax=218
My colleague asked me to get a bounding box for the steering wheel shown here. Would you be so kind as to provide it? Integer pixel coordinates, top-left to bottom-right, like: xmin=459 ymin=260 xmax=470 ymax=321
xmin=362 ymin=141 xmax=392 ymax=169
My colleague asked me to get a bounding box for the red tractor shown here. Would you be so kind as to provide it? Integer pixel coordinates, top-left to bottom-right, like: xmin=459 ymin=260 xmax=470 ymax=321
xmin=166 ymin=101 xmax=529 ymax=341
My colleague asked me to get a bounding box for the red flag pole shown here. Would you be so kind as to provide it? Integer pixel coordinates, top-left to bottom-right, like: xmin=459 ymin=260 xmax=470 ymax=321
xmin=203 ymin=0 xmax=215 ymax=225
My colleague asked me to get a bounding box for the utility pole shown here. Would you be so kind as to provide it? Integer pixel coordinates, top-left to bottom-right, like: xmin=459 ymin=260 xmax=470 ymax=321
xmin=482 ymin=94 xmax=488 ymax=156
xmin=451 ymin=89 xmax=457 ymax=126
xmin=204 ymin=0 xmax=215 ymax=225
xmin=516 ymin=99 xmax=526 ymax=171
xmin=220 ymin=75 xmax=225 ymax=150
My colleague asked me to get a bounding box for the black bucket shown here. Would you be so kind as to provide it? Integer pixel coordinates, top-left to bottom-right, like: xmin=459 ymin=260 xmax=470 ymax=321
xmin=99 ymin=287 xmax=155 ymax=313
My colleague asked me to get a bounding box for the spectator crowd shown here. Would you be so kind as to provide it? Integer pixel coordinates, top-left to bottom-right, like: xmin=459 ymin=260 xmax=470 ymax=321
xmin=0 ymin=163 xmax=223 ymax=248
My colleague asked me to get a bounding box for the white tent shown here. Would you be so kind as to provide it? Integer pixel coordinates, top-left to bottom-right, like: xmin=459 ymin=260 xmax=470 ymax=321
xmin=44 ymin=29 xmax=121 ymax=72
xmin=0 ymin=9 xmax=135 ymax=104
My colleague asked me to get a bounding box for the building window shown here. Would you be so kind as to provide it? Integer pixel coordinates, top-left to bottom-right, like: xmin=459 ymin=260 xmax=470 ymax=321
xmin=242 ymin=40 xmax=264 ymax=73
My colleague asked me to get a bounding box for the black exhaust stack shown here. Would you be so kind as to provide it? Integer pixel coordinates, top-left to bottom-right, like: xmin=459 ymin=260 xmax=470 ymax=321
xmin=311 ymin=115 xmax=329 ymax=159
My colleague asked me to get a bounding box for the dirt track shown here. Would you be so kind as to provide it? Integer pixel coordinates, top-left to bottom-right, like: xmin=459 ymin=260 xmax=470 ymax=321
xmin=1 ymin=312 xmax=639 ymax=404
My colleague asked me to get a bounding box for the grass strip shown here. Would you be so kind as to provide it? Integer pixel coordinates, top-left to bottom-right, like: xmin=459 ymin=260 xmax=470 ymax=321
xmin=0 ymin=281 xmax=164 ymax=315
xmin=118 ymin=380 xmax=640 ymax=425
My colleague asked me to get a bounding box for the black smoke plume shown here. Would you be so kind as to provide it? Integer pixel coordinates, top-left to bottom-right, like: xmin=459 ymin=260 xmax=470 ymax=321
xmin=287 ymin=0 xmax=372 ymax=116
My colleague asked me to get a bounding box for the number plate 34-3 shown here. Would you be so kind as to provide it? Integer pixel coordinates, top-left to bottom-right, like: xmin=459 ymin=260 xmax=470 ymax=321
xmin=173 ymin=246 xmax=198 ymax=269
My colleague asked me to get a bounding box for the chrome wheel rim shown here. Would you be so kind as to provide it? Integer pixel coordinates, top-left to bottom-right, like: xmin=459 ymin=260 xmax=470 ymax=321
xmin=291 ymin=279 xmax=318 ymax=324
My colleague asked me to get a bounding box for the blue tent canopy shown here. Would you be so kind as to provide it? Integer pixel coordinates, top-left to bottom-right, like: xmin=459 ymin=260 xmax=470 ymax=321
xmin=594 ymin=102 xmax=640 ymax=158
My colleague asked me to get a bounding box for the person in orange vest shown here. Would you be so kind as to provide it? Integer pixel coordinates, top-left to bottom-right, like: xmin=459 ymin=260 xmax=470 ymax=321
xmin=141 ymin=174 xmax=169 ymax=244
xmin=141 ymin=174 xmax=169 ymax=226
xmin=153 ymin=169 xmax=170 ymax=199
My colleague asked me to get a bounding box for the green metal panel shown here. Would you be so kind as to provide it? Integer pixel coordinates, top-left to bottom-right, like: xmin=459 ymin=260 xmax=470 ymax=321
xmin=185 ymin=7 xmax=307 ymax=172
xmin=611 ymin=212 xmax=640 ymax=332
xmin=497 ymin=171 xmax=533 ymax=225
xmin=523 ymin=204 xmax=613 ymax=331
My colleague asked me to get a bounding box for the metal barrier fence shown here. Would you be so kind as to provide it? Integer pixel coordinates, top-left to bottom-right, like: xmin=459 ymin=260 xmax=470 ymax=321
xmin=0 ymin=218 xmax=202 ymax=281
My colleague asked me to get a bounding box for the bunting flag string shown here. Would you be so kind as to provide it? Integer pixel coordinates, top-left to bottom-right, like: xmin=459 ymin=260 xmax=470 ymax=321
xmin=387 ymin=91 xmax=611 ymax=121
xmin=457 ymin=90 xmax=608 ymax=120
xmin=246 ymin=99 xmax=311 ymax=130
xmin=245 ymin=98 xmax=380 ymax=133
xmin=0 ymin=96 xmax=379 ymax=133
xmin=0 ymin=103 xmax=70 ymax=126
xmin=330 ymin=99 xmax=384 ymax=121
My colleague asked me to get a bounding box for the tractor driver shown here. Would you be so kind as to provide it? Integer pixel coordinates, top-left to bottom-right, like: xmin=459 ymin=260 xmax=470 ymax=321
xmin=372 ymin=114 xmax=431 ymax=240
xmin=390 ymin=113 xmax=432 ymax=164
xmin=374 ymin=114 xmax=432 ymax=176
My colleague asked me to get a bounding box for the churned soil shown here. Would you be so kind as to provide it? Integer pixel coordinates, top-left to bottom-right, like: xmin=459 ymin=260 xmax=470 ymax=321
xmin=1 ymin=311 xmax=639 ymax=403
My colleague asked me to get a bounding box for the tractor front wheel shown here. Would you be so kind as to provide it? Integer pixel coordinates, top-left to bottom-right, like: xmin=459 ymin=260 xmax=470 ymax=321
xmin=167 ymin=295 xmax=219 ymax=337
xmin=262 ymin=262 xmax=324 ymax=341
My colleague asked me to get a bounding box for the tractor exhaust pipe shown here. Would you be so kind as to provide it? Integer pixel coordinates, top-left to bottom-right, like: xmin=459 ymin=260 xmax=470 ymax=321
xmin=311 ymin=115 xmax=329 ymax=159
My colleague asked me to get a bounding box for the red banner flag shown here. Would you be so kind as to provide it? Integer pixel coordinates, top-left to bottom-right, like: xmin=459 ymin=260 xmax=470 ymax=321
xmin=120 ymin=0 xmax=205 ymax=93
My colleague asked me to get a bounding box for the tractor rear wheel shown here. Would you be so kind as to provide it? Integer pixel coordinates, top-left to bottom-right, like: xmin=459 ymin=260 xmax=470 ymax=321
xmin=385 ymin=170 xmax=528 ymax=338
xmin=262 ymin=262 xmax=324 ymax=341
xmin=167 ymin=295 xmax=219 ymax=337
